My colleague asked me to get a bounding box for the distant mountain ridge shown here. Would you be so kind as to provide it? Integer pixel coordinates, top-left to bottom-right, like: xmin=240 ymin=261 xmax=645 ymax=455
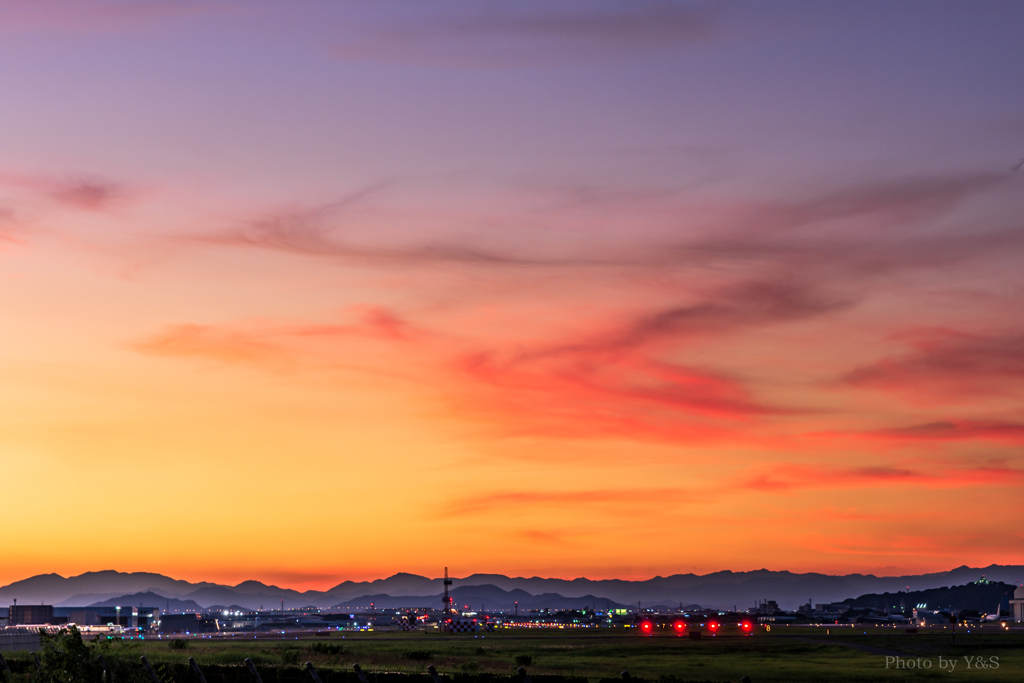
xmin=87 ymin=591 xmax=204 ymax=613
xmin=1 ymin=565 xmax=1021 ymax=611
xmin=0 ymin=571 xmax=218 ymax=606
xmin=328 ymin=585 xmax=630 ymax=611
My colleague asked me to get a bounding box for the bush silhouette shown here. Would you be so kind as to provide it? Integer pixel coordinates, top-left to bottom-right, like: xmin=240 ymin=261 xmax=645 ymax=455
xmin=403 ymin=650 xmax=433 ymax=661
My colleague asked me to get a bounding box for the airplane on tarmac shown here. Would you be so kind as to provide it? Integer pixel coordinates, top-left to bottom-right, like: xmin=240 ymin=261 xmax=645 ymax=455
xmin=982 ymin=603 xmax=1005 ymax=622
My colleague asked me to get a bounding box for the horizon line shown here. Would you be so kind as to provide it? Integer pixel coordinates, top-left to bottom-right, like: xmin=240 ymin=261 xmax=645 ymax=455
xmin=2 ymin=563 xmax=1018 ymax=594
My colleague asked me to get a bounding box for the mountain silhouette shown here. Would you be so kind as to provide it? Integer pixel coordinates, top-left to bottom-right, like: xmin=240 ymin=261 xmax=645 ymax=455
xmin=2 ymin=565 xmax=1021 ymax=611
xmin=87 ymin=591 xmax=203 ymax=613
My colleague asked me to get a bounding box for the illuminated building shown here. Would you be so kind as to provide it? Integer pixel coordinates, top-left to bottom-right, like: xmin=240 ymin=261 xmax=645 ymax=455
xmin=1011 ymin=586 xmax=1024 ymax=623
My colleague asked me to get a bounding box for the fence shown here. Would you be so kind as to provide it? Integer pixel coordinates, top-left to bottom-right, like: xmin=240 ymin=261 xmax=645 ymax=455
xmin=0 ymin=632 xmax=40 ymax=653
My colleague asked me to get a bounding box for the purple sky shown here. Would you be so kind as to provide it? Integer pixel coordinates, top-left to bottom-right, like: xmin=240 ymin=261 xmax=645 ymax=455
xmin=1 ymin=1 xmax=1023 ymax=586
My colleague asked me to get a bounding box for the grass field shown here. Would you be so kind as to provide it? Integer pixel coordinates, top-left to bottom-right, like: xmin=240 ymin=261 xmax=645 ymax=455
xmin=4 ymin=625 xmax=1023 ymax=683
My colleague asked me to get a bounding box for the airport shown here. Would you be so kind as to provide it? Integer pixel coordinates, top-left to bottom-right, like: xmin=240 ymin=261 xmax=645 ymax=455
xmin=3 ymin=581 xmax=1022 ymax=641
xmin=2 ymin=575 xmax=1024 ymax=682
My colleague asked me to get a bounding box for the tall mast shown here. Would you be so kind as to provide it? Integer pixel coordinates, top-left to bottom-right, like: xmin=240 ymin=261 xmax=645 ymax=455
xmin=443 ymin=567 xmax=453 ymax=617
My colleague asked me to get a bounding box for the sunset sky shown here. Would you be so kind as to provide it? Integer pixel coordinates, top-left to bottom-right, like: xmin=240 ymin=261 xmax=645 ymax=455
xmin=2 ymin=0 xmax=1023 ymax=590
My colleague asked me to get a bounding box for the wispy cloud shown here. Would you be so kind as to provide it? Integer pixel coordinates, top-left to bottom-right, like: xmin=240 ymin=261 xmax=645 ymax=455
xmin=844 ymin=330 xmax=1024 ymax=404
xmin=284 ymin=307 xmax=416 ymax=342
xmin=720 ymin=173 xmax=1006 ymax=239
xmin=131 ymin=323 xmax=287 ymax=366
xmin=446 ymin=2 xmax=715 ymax=44
xmin=130 ymin=306 xmax=419 ymax=367
xmin=157 ymin=171 xmax=1023 ymax=447
xmin=0 ymin=0 xmax=233 ymax=35
xmin=48 ymin=179 xmax=123 ymax=211
xmin=197 ymin=191 xmax=622 ymax=269
xmin=191 ymin=172 xmax=1014 ymax=277
xmin=333 ymin=1 xmax=718 ymax=69
xmin=845 ymin=419 xmax=1024 ymax=445
xmin=741 ymin=463 xmax=1024 ymax=492
xmin=0 ymin=173 xmax=125 ymax=211
xmin=582 ymin=278 xmax=853 ymax=350
xmin=436 ymin=276 xmax=843 ymax=441
xmin=193 ymin=183 xmax=586 ymax=267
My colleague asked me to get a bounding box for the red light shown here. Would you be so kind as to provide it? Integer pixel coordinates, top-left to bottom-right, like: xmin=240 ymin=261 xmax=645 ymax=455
xmin=741 ymin=621 xmax=752 ymax=633
xmin=673 ymin=620 xmax=686 ymax=634
xmin=640 ymin=620 xmax=654 ymax=634
xmin=708 ymin=621 xmax=719 ymax=633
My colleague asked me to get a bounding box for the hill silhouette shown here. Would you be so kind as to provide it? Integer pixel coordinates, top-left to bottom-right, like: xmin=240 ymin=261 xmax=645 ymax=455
xmin=2 ymin=565 xmax=1021 ymax=611
xmin=87 ymin=591 xmax=203 ymax=613
xmin=844 ymin=581 xmax=1017 ymax=614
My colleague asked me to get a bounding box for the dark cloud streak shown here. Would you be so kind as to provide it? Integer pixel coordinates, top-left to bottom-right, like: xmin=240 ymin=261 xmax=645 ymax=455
xmin=333 ymin=1 xmax=718 ymax=69
xmin=863 ymin=420 xmax=1024 ymax=443
xmin=444 ymin=1 xmax=715 ymax=44
xmin=742 ymin=463 xmax=1024 ymax=492
xmin=844 ymin=331 xmax=1024 ymax=403
xmin=48 ymin=179 xmax=122 ymax=210
xmin=193 ymin=172 xmax=1017 ymax=277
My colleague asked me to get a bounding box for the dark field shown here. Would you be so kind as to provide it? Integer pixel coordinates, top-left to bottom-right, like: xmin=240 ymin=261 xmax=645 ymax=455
xmin=3 ymin=625 xmax=1023 ymax=683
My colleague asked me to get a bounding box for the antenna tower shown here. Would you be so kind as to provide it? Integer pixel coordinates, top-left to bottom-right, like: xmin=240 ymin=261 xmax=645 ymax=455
xmin=443 ymin=567 xmax=453 ymax=617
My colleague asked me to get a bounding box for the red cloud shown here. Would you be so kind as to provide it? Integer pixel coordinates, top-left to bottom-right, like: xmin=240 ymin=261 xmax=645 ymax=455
xmin=460 ymin=350 xmax=775 ymax=418
xmin=131 ymin=282 xmax=813 ymax=446
xmin=857 ymin=419 xmax=1024 ymax=445
xmin=130 ymin=307 xmax=417 ymax=366
xmin=844 ymin=329 xmax=1024 ymax=405
xmin=741 ymin=463 xmax=1024 ymax=492
xmin=432 ymin=278 xmax=839 ymax=444
xmin=445 ymin=343 xmax=790 ymax=447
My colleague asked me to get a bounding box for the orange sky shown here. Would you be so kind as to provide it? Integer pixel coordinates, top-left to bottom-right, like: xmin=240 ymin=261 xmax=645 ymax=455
xmin=1 ymin=1 xmax=1023 ymax=590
